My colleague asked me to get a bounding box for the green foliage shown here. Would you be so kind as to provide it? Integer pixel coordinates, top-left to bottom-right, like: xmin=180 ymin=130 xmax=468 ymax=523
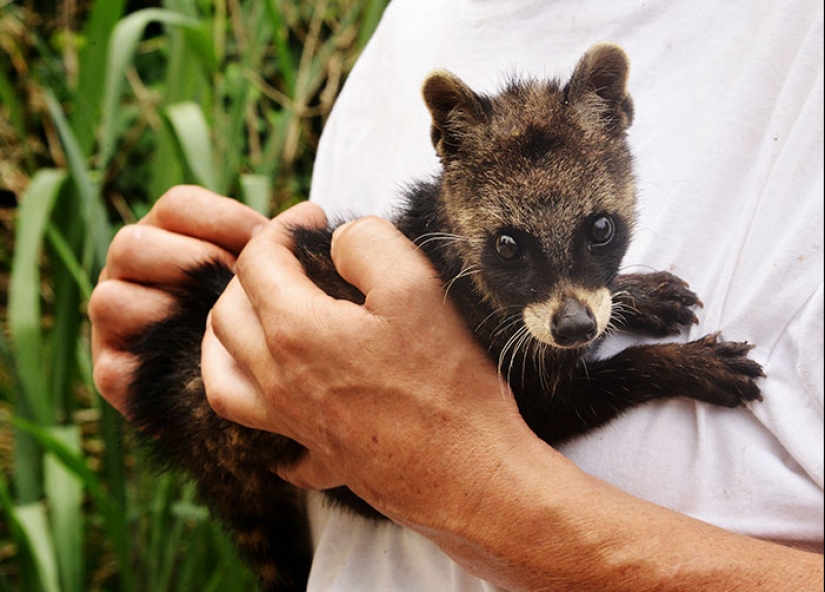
xmin=0 ymin=0 xmax=388 ymax=589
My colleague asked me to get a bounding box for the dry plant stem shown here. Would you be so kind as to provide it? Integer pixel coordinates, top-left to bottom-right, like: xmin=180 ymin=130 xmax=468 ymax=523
xmin=284 ymin=0 xmax=329 ymax=165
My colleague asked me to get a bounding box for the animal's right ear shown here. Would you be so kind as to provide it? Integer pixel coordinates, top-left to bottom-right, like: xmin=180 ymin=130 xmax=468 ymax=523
xmin=422 ymin=71 xmax=489 ymax=160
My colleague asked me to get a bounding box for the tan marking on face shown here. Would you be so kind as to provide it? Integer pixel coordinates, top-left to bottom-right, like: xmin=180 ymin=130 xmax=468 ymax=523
xmin=523 ymin=287 xmax=612 ymax=348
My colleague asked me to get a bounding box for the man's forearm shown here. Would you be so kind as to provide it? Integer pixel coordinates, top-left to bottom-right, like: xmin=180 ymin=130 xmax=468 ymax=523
xmin=414 ymin=434 xmax=824 ymax=591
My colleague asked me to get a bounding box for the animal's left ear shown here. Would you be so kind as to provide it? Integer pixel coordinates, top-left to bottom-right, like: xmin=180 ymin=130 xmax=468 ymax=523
xmin=422 ymin=70 xmax=490 ymax=160
xmin=564 ymin=42 xmax=634 ymax=133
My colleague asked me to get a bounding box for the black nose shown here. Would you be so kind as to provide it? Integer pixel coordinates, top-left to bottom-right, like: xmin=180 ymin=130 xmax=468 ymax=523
xmin=551 ymin=298 xmax=597 ymax=347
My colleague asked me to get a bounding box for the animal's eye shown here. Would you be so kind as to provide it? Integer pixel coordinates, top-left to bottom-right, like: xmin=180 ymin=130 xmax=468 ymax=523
xmin=494 ymin=232 xmax=522 ymax=261
xmin=587 ymin=216 xmax=615 ymax=247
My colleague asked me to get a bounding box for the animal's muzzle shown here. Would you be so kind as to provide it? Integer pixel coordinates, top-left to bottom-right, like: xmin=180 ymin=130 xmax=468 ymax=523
xmin=523 ymin=287 xmax=611 ymax=349
xmin=550 ymin=298 xmax=597 ymax=348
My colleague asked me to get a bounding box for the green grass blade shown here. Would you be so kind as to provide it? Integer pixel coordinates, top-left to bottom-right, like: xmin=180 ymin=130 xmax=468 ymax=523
xmin=201 ymin=523 xmax=256 ymax=591
xmin=44 ymin=91 xmax=110 ymax=273
xmin=148 ymin=33 xmax=204 ymax=200
xmin=165 ymin=101 xmax=219 ymax=192
xmin=45 ymin=224 xmax=94 ymax=301
xmin=240 ymin=173 xmax=271 ymax=215
xmin=146 ymin=474 xmax=179 ymax=590
xmin=44 ymin=426 xmax=84 ymax=592
xmin=98 ymin=8 xmax=201 ymax=174
xmin=13 ymin=416 xmax=136 ymax=592
xmin=11 ymin=418 xmax=119 ymax=529
xmin=42 ymin=195 xmax=88 ymax=435
xmin=217 ymin=63 xmax=250 ymax=197
xmin=263 ymin=0 xmax=296 ymax=95
xmin=175 ymin=519 xmax=210 ymax=591
xmin=8 ymin=169 xmax=66 ymax=425
xmin=69 ymin=0 xmax=128 ymax=154
xmin=218 ymin=4 xmax=271 ymax=188
xmin=11 ymin=503 xmax=61 ymax=592
xmin=97 ymin=400 xmax=128 ymax=509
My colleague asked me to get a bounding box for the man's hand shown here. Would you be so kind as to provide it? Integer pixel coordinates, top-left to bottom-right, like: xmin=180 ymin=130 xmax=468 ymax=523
xmin=202 ymin=212 xmax=529 ymax=527
xmin=89 ymin=186 xmax=267 ymax=414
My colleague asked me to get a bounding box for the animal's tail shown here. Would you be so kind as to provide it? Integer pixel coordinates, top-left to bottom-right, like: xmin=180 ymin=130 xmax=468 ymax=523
xmin=126 ymin=260 xmax=312 ymax=590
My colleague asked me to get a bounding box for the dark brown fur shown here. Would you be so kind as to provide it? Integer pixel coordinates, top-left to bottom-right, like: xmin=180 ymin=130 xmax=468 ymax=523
xmin=126 ymin=44 xmax=764 ymax=590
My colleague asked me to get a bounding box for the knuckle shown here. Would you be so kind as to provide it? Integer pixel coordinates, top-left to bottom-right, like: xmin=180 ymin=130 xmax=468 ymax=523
xmin=153 ymin=185 xmax=195 ymax=219
xmin=107 ymin=225 xmax=142 ymax=263
xmin=279 ymin=467 xmax=315 ymax=490
xmin=87 ymin=280 xmax=125 ymax=324
xmin=257 ymin=317 xmax=291 ymax=361
xmin=92 ymin=352 xmax=133 ymax=409
xmin=152 ymin=185 xmax=220 ymax=229
xmin=233 ymin=246 xmax=254 ymax=279
xmin=208 ymin=294 xmax=233 ymax=340
xmin=91 ymin=356 xmax=114 ymax=394
xmin=205 ymin=387 xmax=229 ymax=418
xmin=86 ymin=283 xmax=110 ymax=323
xmin=203 ymin=373 xmax=235 ymax=420
xmin=233 ymin=234 xmax=272 ymax=282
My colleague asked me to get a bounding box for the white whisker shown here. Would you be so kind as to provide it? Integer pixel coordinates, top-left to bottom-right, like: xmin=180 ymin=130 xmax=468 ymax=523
xmin=412 ymin=232 xmax=471 ymax=252
xmin=443 ymin=264 xmax=481 ymax=299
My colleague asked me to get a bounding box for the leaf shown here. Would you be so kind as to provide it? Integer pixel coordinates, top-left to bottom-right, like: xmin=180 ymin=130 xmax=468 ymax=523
xmin=98 ymin=8 xmax=201 ymax=173
xmin=44 ymin=91 xmax=111 ymax=274
xmin=8 ymin=169 xmax=66 ymax=424
xmin=12 ymin=416 xmax=135 ymax=592
xmin=165 ymin=101 xmax=219 ymax=191
xmin=263 ymin=0 xmax=296 ymax=94
xmin=69 ymin=0 xmax=128 ymax=154
xmin=45 ymin=224 xmax=94 ymax=301
xmin=11 ymin=503 xmax=61 ymax=592
xmin=239 ymin=174 xmax=271 ymax=215
xmin=44 ymin=426 xmax=84 ymax=592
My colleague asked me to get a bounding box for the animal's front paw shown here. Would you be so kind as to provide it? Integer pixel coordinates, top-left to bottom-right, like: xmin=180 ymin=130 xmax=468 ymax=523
xmin=685 ymin=332 xmax=765 ymax=407
xmin=611 ymin=271 xmax=701 ymax=336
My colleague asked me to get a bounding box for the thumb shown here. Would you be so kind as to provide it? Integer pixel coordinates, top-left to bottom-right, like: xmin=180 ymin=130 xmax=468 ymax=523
xmin=330 ymin=217 xmax=441 ymax=304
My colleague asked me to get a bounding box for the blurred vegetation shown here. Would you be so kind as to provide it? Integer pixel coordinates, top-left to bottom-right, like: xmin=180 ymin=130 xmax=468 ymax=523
xmin=0 ymin=0 xmax=388 ymax=589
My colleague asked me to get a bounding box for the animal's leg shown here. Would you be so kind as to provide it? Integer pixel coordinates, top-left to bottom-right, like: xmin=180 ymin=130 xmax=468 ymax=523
xmin=610 ymin=271 xmax=701 ymax=336
xmin=531 ymin=333 xmax=764 ymax=444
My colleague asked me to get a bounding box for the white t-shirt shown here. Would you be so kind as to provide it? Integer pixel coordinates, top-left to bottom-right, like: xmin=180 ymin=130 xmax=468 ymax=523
xmin=306 ymin=0 xmax=824 ymax=588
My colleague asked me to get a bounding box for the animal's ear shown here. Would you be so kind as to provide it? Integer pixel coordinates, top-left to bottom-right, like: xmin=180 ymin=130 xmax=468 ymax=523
xmin=565 ymin=42 xmax=634 ymax=133
xmin=422 ymin=70 xmax=489 ymax=159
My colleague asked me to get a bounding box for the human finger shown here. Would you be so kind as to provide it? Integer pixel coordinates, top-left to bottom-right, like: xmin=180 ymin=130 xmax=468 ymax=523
xmin=203 ymin=280 xmax=289 ymax=433
xmin=88 ymin=280 xmax=177 ymax=411
xmin=330 ymin=217 xmax=441 ymax=310
xmin=91 ymin=348 xmax=139 ymax=415
xmin=105 ymin=224 xmax=237 ymax=286
xmin=233 ymin=201 xmax=338 ymax=320
xmin=274 ymin=451 xmax=345 ymax=491
xmin=88 ymin=279 xmax=176 ymax=357
xmin=141 ymin=185 xmax=268 ymax=255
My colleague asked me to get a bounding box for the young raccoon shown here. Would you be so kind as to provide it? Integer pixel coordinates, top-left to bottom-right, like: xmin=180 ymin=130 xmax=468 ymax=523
xmin=127 ymin=43 xmax=764 ymax=591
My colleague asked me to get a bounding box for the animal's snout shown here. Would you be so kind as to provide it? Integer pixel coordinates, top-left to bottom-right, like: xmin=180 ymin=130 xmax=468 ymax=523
xmin=551 ymin=298 xmax=597 ymax=347
xmin=523 ymin=288 xmax=611 ymax=349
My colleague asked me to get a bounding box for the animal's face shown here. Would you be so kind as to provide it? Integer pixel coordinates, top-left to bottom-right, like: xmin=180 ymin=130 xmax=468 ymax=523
xmin=423 ymin=43 xmax=636 ymax=349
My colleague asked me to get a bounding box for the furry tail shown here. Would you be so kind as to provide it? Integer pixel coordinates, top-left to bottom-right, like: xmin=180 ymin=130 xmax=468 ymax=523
xmin=126 ymin=260 xmax=312 ymax=590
